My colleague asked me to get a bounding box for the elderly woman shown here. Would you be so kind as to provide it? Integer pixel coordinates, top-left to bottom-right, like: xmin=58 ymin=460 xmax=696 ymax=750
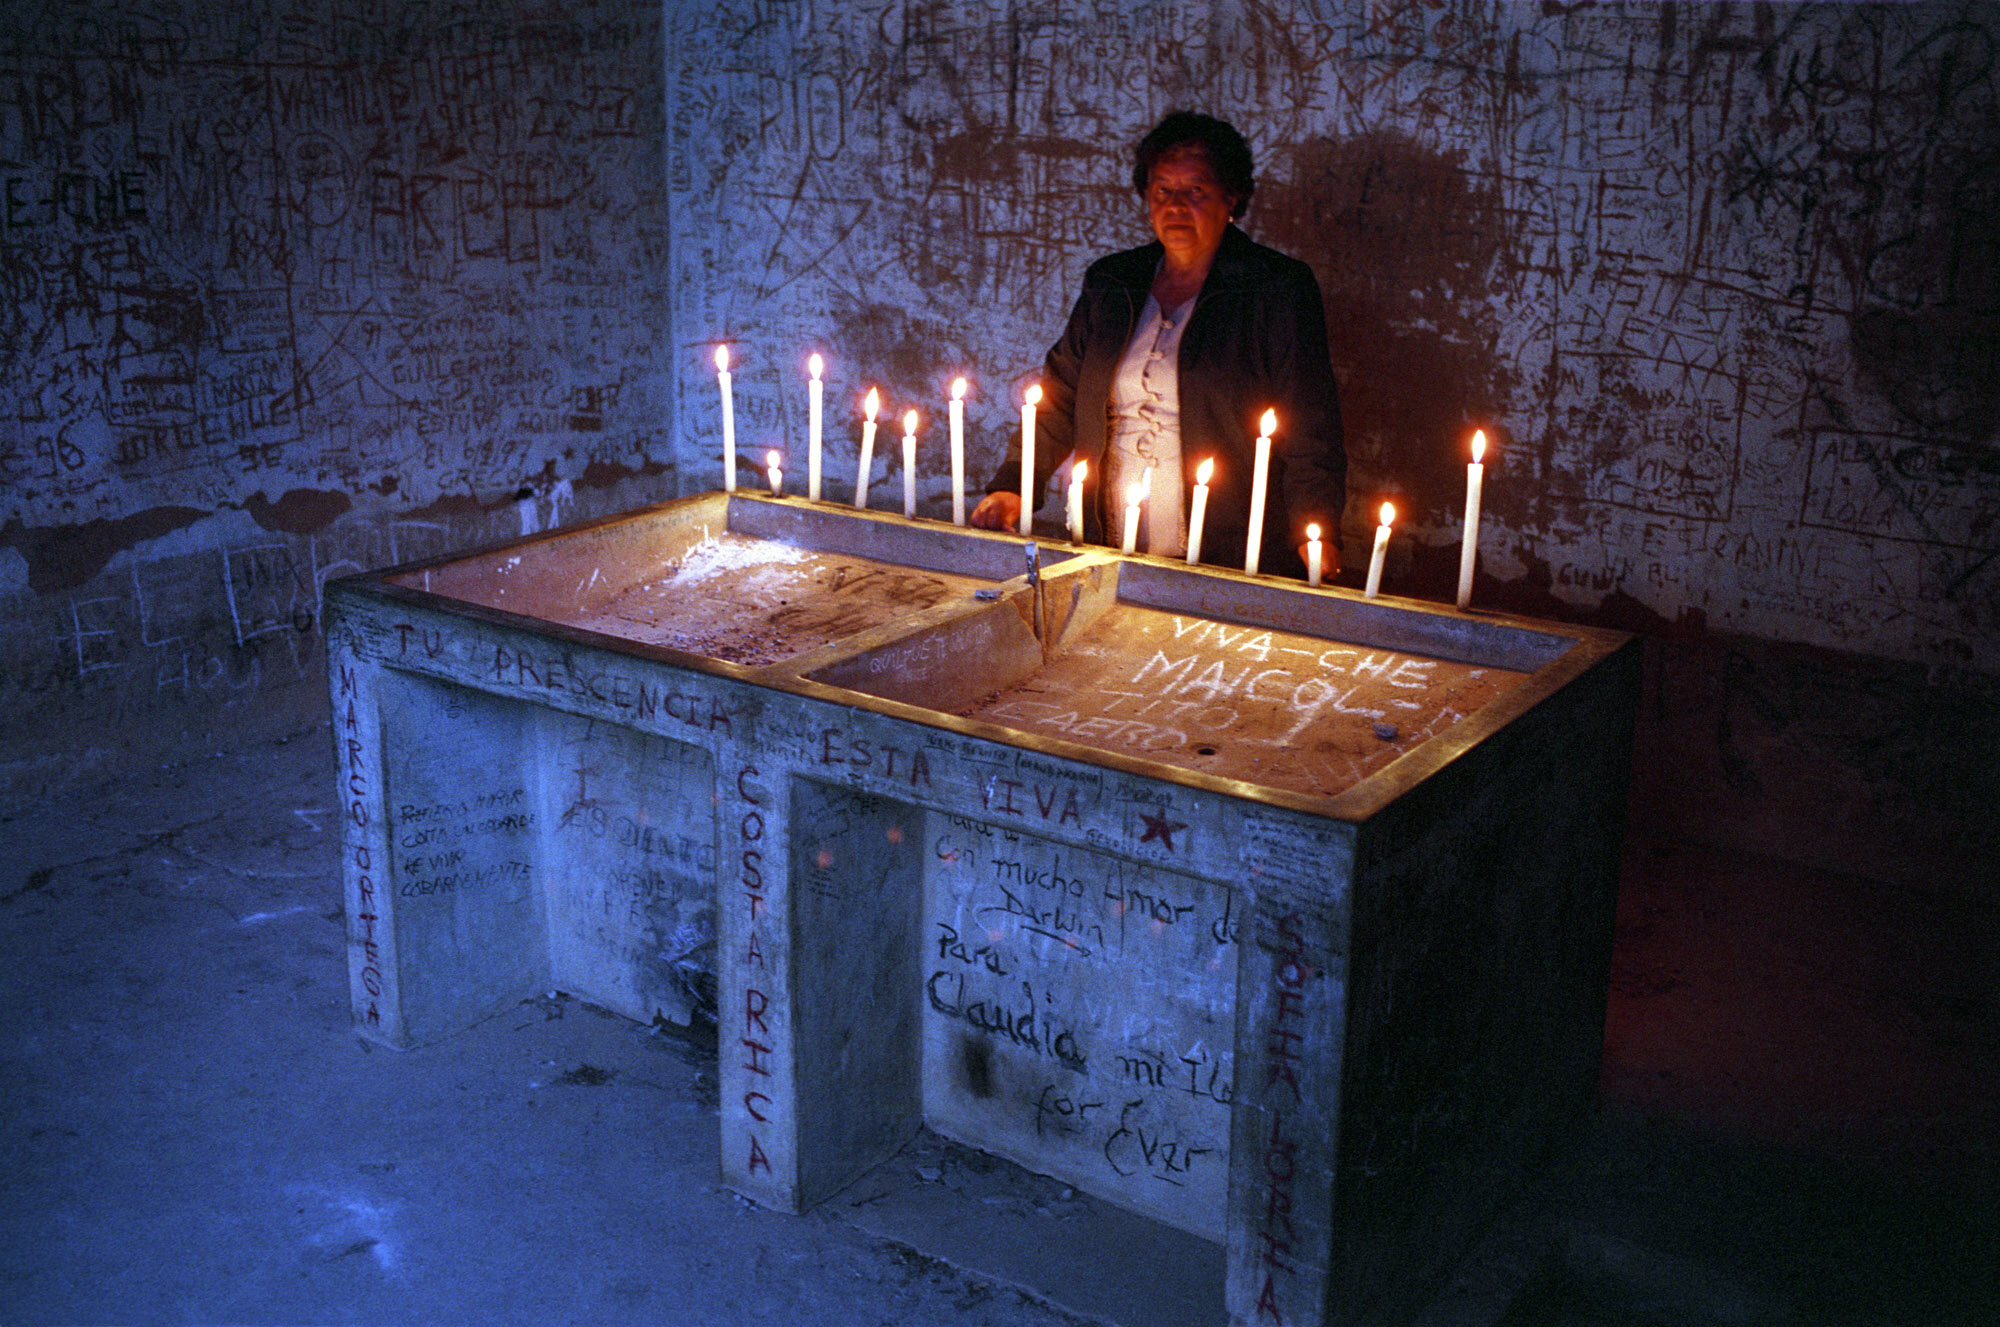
xmin=970 ymin=112 xmax=1345 ymax=579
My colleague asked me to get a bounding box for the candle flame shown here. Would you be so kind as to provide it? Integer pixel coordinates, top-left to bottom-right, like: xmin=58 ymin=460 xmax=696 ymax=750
xmin=1073 ymin=459 xmax=1088 ymax=484
xmin=1307 ymin=523 xmax=1321 ymax=541
xmin=1471 ymin=429 xmax=1486 ymax=463
xmin=951 ymin=376 xmax=967 ymax=400
xmin=864 ymin=387 xmax=880 ymax=420
xmin=1195 ymin=457 xmax=1215 ymax=485
xmin=1259 ymin=408 xmax=1277 ymax=438
xmin=714 ymin=344 xmax=730 ymax=372
xmin=1379 ymin=501 xmax=1396 ymax=526
xmin=808 ymin=352 xmax=823 ymax=379
xmin=1025 ymin=384 xmax=1043 ymax=406
xmin=903 ymin=409 xmax=918 ymax=434
xmin=767 ymin=449 xmax=781 ymax=468
xmin=1128 ymin=480 xmax=1148 ymax=506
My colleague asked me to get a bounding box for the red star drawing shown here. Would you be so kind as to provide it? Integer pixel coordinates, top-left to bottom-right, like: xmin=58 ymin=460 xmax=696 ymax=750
xmin=1137 ymin=809 xmax=1187 ymax=851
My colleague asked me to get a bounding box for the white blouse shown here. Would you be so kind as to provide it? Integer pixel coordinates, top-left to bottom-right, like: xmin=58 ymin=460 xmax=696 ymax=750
xmin=1104 ymin=291 xmax=1192 ymax=557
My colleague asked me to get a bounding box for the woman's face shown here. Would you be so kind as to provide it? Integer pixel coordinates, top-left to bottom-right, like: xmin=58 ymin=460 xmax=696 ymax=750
xmin=1146 ymin=146 xmax=1238 ymax=265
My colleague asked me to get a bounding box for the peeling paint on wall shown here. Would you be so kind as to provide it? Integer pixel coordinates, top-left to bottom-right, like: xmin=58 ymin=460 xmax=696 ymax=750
xmin=243 ymin=490 xmax=354 ymax=536
xmin=1 ymin=507 xmax=208 ymax=594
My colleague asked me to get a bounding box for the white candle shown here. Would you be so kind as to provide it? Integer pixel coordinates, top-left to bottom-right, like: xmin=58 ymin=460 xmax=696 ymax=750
xmin=1019 ymin=384 xmax=1042 ymax=535
xmin=1185 ymin=456 xmax=1214 ymax=565
xmin=767 ymin=449 xmax=784 ymax=497
xmin=1244 ymin=409 xmax=1275 ymax=575
xmin=1306 ymin=523 xmax=1323 ymax=587
xmin=1456 ymin=429 xmax=1487 ymax=609
xmin=854 ymin=387 xmax=880 ymax=510
xmin=902 ymin=409 xmax=919 ymax=519
xmin=1066 ymin=459 xmax=1088 ymax=544
xmin=949 ymin=377 xmax=967 ymax=525
xmin=1365 ymin=502 xmax=1394 ymax=599
xmin=807 ymin=353 xmax=825 ymax=501
xmin=1121 ymin=478 xmax=1145 ymax=554
xmin=715 ymin=344 xmax=736 ymax=492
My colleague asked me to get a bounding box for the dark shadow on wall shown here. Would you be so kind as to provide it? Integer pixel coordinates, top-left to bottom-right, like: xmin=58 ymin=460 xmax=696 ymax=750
xmin=1254 ymin=130 xmax=1516 ymax=564
xmin=831 ymin=300 xmax=970 ymax=405
xmin=1844 ymin=142 xmax=2000 ymax=448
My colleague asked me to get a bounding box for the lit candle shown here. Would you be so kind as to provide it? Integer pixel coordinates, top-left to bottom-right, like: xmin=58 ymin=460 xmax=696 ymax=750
xmin=1019 ymin=384 xmax=1042 ymax=535
xmin=854 ymin=387 xmax=880 ymax=510
xmin=1244 ymin=409 xmax=1275 ymax=575
xmin=902 ymin=409 xmax=920 ymax=519
xmin=1365 ymin=502 xmax=1394 ymax=599
xmin=1456 ymin=429 xmax=1487 ymax=609
xmin=767 ymin=449 xmax=784 ymax=497
xmin=807 ymin=353 xmax=825 ymax=501
xmin=715 ymin=344 xmax=736 ymax=492
xmin=1066 ymin=459 xmax=1088 ymax=544
xmin=1306 ymin=523 xmax=1323 ymax=587
xmin=949 ymin=377 xmax=968 ymax=525
xmin=1185 ymin=457 xmax=1214 ymax=565
xmin=1121 ymin=478 xmax=1145 ymax=554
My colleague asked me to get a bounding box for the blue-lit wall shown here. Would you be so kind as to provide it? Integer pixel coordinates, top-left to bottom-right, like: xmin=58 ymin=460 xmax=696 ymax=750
xmin=3 ymin=2 xmax=1994 ymax=885
xmin=668 ymin=1 xmax=1997 ymax=669
xmin=1 ymin=1 xmax=674 ymax=788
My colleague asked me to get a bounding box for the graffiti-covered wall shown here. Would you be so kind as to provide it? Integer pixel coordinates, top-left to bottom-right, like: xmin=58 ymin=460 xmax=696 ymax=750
xmin=0 ymin=1 xmax=671 ymax=791
xmin=668 ymin=0 xmax=1997 ymax=671
xmin=3 ymin=0 xmax=1995 ymax=846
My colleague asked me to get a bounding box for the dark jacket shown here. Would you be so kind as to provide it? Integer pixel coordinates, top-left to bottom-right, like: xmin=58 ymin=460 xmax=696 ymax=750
xmin=988 ymin=225 xmax=1345 ymax=578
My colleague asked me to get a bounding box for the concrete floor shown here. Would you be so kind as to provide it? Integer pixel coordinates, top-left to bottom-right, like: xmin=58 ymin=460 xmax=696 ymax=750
xmin=3 ymin=724 xmax=1995 ymax=1325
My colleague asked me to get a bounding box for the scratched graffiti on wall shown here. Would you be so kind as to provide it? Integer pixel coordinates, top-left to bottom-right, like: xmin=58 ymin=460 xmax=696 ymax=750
xmin=667 ymin=0 xmax=1998 ymax=671
xmin=0 ymin=0 xmax=671 ymax=567
xmin=0 ymin=1 xmax=672 ymax=779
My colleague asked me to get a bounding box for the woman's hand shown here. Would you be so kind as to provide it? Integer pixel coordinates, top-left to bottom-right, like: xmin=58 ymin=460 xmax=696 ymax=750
xmin=969 ymin=491 xmax=1022 ymax=531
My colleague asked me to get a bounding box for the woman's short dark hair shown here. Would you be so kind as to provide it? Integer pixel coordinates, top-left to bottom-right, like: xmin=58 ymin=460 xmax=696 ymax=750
xmin=1132 ymin=112 xmax=1255 ymax=218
